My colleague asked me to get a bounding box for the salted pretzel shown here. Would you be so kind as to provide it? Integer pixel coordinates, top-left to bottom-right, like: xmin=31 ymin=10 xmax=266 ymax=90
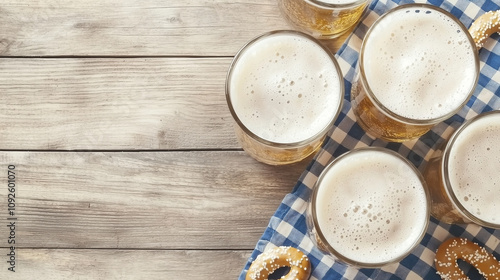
xmin=245 ymin=246 xmax=311 ymax=280
xmin=435 ymin=237 xmax=500 ymax=280
xmin=469 ymin=10 xmax=500 ymax=49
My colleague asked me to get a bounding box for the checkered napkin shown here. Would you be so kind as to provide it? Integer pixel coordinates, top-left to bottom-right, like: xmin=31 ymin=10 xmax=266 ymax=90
xmin=238 ymin=0 xmax=500 ymax=279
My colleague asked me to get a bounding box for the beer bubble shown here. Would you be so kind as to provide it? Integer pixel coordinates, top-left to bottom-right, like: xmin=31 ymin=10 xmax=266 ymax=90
xmin=315 ymin=149 xmax=428 ymax=264
xmin=362 ymin=5 xmax=476 ymax=120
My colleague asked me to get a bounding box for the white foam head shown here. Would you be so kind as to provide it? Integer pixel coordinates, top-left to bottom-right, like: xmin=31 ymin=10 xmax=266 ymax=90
xmin=446 ymin=112 xmax=500 ymax=226
xmin=314 ymin=148 xmax=428 ymax=265
xmin=227 ymin=31 xmax=342 ymax=144
xmin=362 ymin=5 xmax=477 ymax=121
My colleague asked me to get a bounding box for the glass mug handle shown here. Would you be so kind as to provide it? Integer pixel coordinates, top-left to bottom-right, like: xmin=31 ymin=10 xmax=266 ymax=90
xmin=469 ymin=10 xmax=500 ymax=50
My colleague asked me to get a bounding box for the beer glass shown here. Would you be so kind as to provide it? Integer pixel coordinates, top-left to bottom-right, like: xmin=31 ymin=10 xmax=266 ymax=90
xmin=307 ymin=147 xmax=430 ymax=267
xmin=351 ymin=4 xmax=479 ymax=142
xmin=225 ymin=30 xmax=344 ymax=165
xmin=278 ymin=0 xmax=369 ymax=39
xmin=424 ymin=111 xmax=500 ymax=228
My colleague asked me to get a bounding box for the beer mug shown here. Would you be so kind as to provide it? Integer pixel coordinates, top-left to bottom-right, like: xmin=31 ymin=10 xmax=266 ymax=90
xmin=424 ymin=111 xmax=500 ymax=229
xmin=226 ymin=31 xmax=344 ymax=165
xmin=351 ymin=4 xmax=479 ymax=142
xmin=307 ymin=147 xmax=430 ymax=267
xmin=278 ymin=0 xmax=369 ymax=39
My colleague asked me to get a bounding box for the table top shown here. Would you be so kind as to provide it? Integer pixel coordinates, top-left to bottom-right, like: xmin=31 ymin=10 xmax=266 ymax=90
xmin=0 ymin=1 xmax=349 ymax=279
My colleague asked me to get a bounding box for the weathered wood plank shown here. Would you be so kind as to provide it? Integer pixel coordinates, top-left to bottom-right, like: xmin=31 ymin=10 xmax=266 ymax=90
xmin=0 ymin=57 xmax=238 ymax=150
xmin=0 ymin=0 xmax=349 ymax=57
xmin=0 ymin=249 xmax=250 ymax=279
xmin=0 ymin=0 xmax=288 ymax=56
xmin=0 ymin=151 xmax=309 ymax=249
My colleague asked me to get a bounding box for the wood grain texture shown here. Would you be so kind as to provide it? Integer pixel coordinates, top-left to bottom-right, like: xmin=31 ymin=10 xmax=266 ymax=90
xmin=0 ymin=0 xmax=349 ymax=57
xmin=0 ymin=57 xmax=238 ymax=150
xmin=0 ymin=0 xmax=288 ymax=56
xmin=0 ymin=249 xmax=250 ymax=279
xmin=0 ymin=151 xmax=309 ymax=249
xmin=0 ymin=52 xmax=349 ymax=150
xmin=0 ymin=1 xmax=356 ymax=278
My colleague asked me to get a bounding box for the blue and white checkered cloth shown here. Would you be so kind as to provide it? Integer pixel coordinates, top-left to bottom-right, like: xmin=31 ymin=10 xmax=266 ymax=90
xmin=239 ymin=0 xmax=500 ymax=279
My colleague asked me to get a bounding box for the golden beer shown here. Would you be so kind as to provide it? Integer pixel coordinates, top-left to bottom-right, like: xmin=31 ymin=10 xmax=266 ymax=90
xmin=234 ymin=125 xmax=324 ymax=165
xmin=351 ymin=4 xmax=479 ymax=142
xmin=308 ymin=148 xmax=429 ymax=267
xmin=226 ymin=31 xmax=344 ymax=165
xmin=424 ymin=153 xmax=468 ymax=224
xmin=351 ymin=85 xmax=435 ymax=142
xmin=424 ymin=111 xmax=500 ymax=228
xmin=279 ymin=0 xmax=368 ymax=39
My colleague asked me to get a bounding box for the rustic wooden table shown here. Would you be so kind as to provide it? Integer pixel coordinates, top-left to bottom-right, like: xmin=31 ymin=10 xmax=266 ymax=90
xmin=0 ymin=1 xmax=349 ymax=279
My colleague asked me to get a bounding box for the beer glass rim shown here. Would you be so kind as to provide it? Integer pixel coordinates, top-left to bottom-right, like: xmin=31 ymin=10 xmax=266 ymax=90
xmin=358 ymin=3 xmax=480 ymax=125
xmin=305 ymin=0 xmax=369 ymax=9
xmin=441 ymin=110 xmax=500 ymax=228
xmin=225 ymin=30 xmax=345 ymax=148
xmin=310 ymin=147 xmax=430 ymax=267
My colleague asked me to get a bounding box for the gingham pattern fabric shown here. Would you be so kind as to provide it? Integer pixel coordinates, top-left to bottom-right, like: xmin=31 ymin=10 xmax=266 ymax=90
xmin=238 ymin=0 xmax=500 ymax=279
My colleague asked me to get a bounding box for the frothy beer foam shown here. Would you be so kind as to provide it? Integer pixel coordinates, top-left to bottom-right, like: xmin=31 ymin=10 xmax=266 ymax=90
xmin=315 ymin=149 xmax=428 ymax=264
xmin=229 ymin=32 xmax=341 ymax=144
xmin=363 ymin=6 xmax=477 ymax=120
xmin=447 ymin=112 xmax=500 ymax=224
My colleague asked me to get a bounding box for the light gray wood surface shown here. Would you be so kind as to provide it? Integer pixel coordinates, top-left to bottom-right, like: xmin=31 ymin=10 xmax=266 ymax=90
xmin=1 ymin=151 xmax=307 ymax=248
xmin=0 ymin=0 xmax=350 ymax=279
xmin=0 ymin=58 xmax=236 ymax=150
xmin=11 ymin=249 xmax=250 ymax=280
xmin=0 ymin=0 xmax=289 ymax=56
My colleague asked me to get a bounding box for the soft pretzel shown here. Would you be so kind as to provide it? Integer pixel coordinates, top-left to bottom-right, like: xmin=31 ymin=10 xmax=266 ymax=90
xmin=469 ymin=10 xmax=500 ymax=49
xmin=245 ymin=246 xmax=311 ymax=280
xmin=435 ymin=237 xmax=500 ymax=280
